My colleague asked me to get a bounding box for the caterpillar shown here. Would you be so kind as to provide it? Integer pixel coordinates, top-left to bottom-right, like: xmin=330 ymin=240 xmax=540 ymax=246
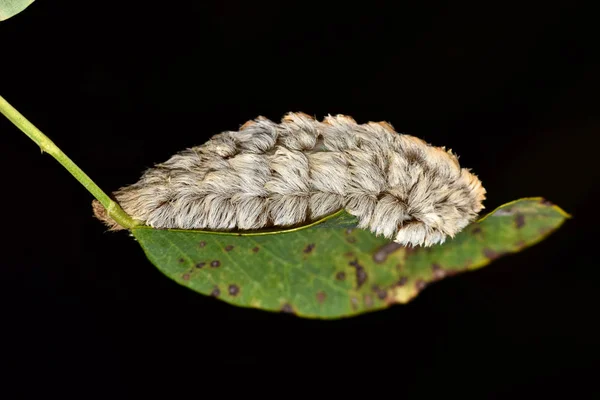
xmin=93 ymin=112 xmax=486 ymax=247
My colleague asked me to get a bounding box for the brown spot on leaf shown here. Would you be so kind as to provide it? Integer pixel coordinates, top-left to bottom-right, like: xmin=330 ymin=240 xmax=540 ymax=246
xmin=346 ymin=236 xmax=357 ymax=244
xmin=349 ymin=259 xmax=368 ymax=289
xmin=182 ymin=273 xmax=190 ymax=281
xmin=281 ymin=303 xmax=295 ymax=314
xmin=372 ymin=285 xmax=387 ymax=300
xmin=335 ymin=271 xmax=346 ymax=281
xmin=210 ymin=260 xmax=221 ymax=268
xmin=344 ymin=252 xmax=355 ymax=258
xmin=178 ymin=258 xmax=185 ymax=263
xmin=415 ymin=280 xmax=428 ymax=291
xmin=373 ymin=242 xmax=403 ymax=263
xmin=432 ymin=264 xmax=446 ymax=280
xmin=472 ymin=226 xmax=482 ymax=234
xmin=316 ymin=291 xmax=327 ymax=303
xmin=303 ymin=243 xmax=315 ymax=254
xmin=364 ymin=295 xmax=374 ymax=308
xmin=351 ymin=297 xmax=359 ymax=310
xmin=228 ymin=284 xmax=240 ymax=296
xmin=540 ymin=199 xmax=553 ymax=206
xmin=397 ymin=277 xmax=409 ymax=286
xmin=483 ymin=248 xmax=500 ymax=260
xmin=199 ymin=241 xmax=206 ymax=248
xmin=196 ymin=262 xmax=206 ymax=269
xmin=225 ymin=245 xmax=234 ymax=252
xmin=515 ymin=213 xmax=525 ymax=228
xmin=252 ymin=247 xmax=260 ymax=253
xmin=211 ymin=287 xmax=220 ymax=297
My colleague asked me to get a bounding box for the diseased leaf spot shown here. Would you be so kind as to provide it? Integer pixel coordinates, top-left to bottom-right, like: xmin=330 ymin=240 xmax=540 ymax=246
xmin=351 ymin=297 xmax=359 ymax=310
xmin=515 ymin=213 xmax=525 ymax=228
xmin=346 ymin=236 xmax=357 ymax=244
xmin=349 ymin=259 xmax=368 ymax=289
xmin=199 ymin=241 xmax=206 ymax=248
xmin=228 ymin=284 xmax=240 ymax=296
xmin=210 ymin=260 xmax=221 ymax=268
xmin=372 ymin=285 xmax=387 ymax=300
xmin=373 ymin=242 xmax=403 ymax=263
xmin=195 ymin=262 xmax=206 ymax=269
xmin=252 ymin=246 xmax=260 ymax=253
xmin=335 ymin=271 xmax=346 ymax=281
xmin=432 ymin=264 xmax=446 ymax=279
xmin=483 ymin=248 xmax=500 ymax=260
xmin=281 ymin=303 xmax=295 ymax=314
xmin=178 ymin=258 xmax=185 ymax=263
xmin=415 ymin=279 xmax=428 ymax=290
xmin=211 ymin=286 xmax=220 ymax=297
xmin=225 ymin=245 xmax=234 ymax=252
xmin=397 ymin=277 xmax=408 ymax=286
xmin=364 ymin=295 xmax=374 ymax=308
xmin=316 ymin=291 xmax=327 ymax=303
xmin=303 ymin=243 xmax=316 ymax=254
xmin=182 ymin=273 xmax=190 ymax=281
xmin=472 ymin=226 xmax=482 ymax=234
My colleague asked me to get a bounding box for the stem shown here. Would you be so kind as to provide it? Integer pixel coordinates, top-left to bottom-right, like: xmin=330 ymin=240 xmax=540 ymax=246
xmin=0 ymin=94 xmax=139 ymax=229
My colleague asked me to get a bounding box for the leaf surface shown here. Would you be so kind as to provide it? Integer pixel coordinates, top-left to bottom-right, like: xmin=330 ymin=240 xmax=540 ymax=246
xmin=0 ymin=0 xmax=34 ymax=21
xmin=132 ymin=197 xmax=570 ymax=319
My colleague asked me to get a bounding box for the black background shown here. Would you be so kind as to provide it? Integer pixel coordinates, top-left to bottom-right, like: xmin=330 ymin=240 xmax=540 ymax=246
xmin=1 ymin=1 xmax=598 ymax=396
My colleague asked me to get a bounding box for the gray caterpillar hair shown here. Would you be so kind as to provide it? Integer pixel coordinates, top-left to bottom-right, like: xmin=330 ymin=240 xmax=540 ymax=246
xmin=93 ymin=112 xmax=486 ymax=247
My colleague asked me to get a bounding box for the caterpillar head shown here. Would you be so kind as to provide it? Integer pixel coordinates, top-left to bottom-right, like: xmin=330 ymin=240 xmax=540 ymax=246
xmin=386 ymin=137 xmax=487 ymax=247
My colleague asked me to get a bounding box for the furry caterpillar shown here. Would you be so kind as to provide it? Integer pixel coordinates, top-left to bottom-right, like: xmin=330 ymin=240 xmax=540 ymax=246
xmin=93 ymin=112 xmax=486 ymax=247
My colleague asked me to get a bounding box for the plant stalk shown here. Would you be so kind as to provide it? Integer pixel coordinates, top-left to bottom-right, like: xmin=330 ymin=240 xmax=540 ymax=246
xmin=0 ymin=94 xmax=138 ymax=229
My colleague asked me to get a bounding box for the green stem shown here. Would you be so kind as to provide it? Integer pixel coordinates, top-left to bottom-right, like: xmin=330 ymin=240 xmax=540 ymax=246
xmin=0 ymin=94 xmax=139 ymax=229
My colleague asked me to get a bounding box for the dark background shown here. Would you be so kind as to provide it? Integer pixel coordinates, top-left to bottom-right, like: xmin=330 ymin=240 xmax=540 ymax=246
xmin=1 ymin=1 xmax=598 ymax=396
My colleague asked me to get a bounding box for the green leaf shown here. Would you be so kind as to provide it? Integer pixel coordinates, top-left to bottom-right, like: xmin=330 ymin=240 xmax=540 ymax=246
xmin=0 ymin=0 xmax=34 ymax=21
xmin=131 ymin=197 xmax=570 ymax=319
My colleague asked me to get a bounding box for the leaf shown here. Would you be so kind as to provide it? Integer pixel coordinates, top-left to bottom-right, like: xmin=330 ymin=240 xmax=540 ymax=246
xmin=0 ymin=0 xmax=34 ymax=21
xmin=131 ymin=197 xmax=570 ymax=319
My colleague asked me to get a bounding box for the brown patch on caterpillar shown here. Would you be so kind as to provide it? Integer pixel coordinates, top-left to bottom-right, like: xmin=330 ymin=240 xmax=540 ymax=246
xmin=316 ymin=291 xmax=327 ymax=303
xmin=303 ymin=243 xmax=316 ymax=254
xmin=195 ymin=262 xmax=206 ymax=269
xmin=349 ymin=259 xmax=368 ymax=289
xmin=224 ymin=245 xmax=234 ymax=252
xmin=335 ymin=271 xmax=346 ymax=281
xmin=283 ymin=111 xmax=315 ymax=122
xmin=372 ymin=285 xmax=387 ymax=300
xmin=210 ymin=286 xmax=220 ymax=297
xmin=210 ymin=260 xmax=221 ymax=268
xmin=372 ymin=242 xmax=403 ymax=263
xmin=374 ymin=121 xmax=395 ymax=132
xmin=239 ymin=120 xmax=255 ymax=130
xmin=280 ymin=303 xmax=295 ymax=314
xmin=228 ymin=284 xmax=240 ymax=296
xmin=515 ymin=214 xmax=525 ymax=228
xmin=92 ymin=200 xmax=126 ymax=231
